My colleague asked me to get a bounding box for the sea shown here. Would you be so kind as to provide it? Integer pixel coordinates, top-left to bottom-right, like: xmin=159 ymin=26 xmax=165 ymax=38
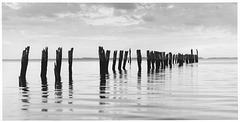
xmin=2 ymin=59 xmax=238 ymax=120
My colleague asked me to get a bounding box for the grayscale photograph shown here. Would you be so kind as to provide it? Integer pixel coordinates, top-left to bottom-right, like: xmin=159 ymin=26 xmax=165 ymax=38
xmin=2 ymin=1 xmax=238 ymax=120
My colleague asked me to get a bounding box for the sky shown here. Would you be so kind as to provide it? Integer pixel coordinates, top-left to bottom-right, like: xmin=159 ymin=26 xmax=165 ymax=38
xmin=2 ymin=3 xmax=238 ymax=59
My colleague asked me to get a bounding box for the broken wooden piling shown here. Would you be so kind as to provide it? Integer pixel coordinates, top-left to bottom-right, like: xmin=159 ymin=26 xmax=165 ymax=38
xmin=155 ymin=51 xmax=160 ymax=70
xmin=98 ymin=46 xmax=106 ymax=75
xmin=105 ymin=50 xmax=110 ymax=74
xmin=112 ymin=50 xmax=117 ymax=71
xmin=136 ymin=50 xmax=142 ymax=71
xmin=122 ymin=51 xmax=128 ymax=70
xmin=150 ymin=51 xmax=155 ymax=70
xmin=19 ymin=46 xmax=30 ymax=87
xmin=68 ymin=48 xmax=73 ymax=82
xmin=129 ymin=48 xmax=131 ymax=65
xmin=147 ymin=50 xmax=151 ymax=72
xmin=54 ymin=47 xmax=62 ymax=87
xmin=40 ymin=47 xmax=48 ymax=84
xmin=118 ymin=50 xmax=124 ymax=71
xmin=196 ymin=49 xmax=198 ymax=63
xmin=169 ymin=52 xmax=172 ymax=68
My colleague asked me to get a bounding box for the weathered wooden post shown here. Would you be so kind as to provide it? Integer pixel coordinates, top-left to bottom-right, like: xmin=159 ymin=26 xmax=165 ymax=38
xmin=190 ymin=49 xmax=194 ymax=63
xmin=169 ymin=52 xmax=172 ymax=68
xmin=129 ymin=48 xmax=131 ymax=65
xmin=122 ymin=51 xmax=128 ymax=70
xmin=165 ymin=53 xmax=168 ymax=67
xmin=112 ymin=50 xmax=117 ymax=71
xmin=147 ymin=50 xmax=151 ymax=72
xmin=196 ymin=49 xmax=198 ymax=63
xmin=178 ymin=53 xmax=184 ymax=66
xmin=118 ymin=50 xmax=124 ymax=71
xmin=68 ymin=48 xmax=73 ymax=82
xmin=162 ymin=52 xmax=165 ymax=69
xmin=150 ymin=51 xmax=155 ymax=70
xmin=185 ymin=54 xmax=189 ymax=64
xmin=105 ymin=50 xmax=110 ymax=74
xmin=155 ymin=51 xmax=160 ymax=70
xmin=136 ymin=50 xmax=142 ymax=71
xmin=19 ymin=46 xmax=30 ymax=87
xmin=98 ymin=46 xmax=106 ymax=75
xmin=54 ymin=47 xmax=62 ymax=88
xmin=40 ymin=47 xmax=48 ymax=84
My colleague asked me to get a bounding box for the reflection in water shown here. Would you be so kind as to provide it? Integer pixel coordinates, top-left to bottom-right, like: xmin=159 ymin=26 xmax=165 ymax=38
xmin=68 ymin=81 xmax=74 ymax=112
xmin=55 ymin=82 xmax=63 ymax=112
xmin=41 ymin=85 xmax=48 ymax=112
xmin=20 ymin=87 xmax=30 ymax=111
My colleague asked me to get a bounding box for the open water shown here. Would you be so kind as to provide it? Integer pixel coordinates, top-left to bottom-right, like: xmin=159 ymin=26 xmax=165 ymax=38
xmin=2 ymin=59 xmax=238 ymax=120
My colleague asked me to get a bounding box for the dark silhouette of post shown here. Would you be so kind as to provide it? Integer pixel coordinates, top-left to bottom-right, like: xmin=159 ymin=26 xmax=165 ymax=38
xmin=105 ymin=50 xmax=110 ymax=74
xmin=147 ymin=50 xmax=151 ymax=72
xmin=150 ymin=51 xmax=155 ymax=70
xmin=40 ymin=47 xmax=48 ymax=84
xmin=118 ymin=50 xmax=124 ymax=71
xmin=155 ymin=51 xmax=160 ymax=71
xmin=196 ymin=49 xmax=199 ymax=63
xmin=136 ymin=50 xmax=142 ymax=71
xmin=129 ymin=48 xmax=131 ymax=65
xmin=68 ymin=48 xmax=73 ymax=82
xmin=123 ymin=51 xmax=128 ymax=70
xmin=169 ymin=52 xmax=172 ymax=68
xmin=190 ymin=49 xmax=194 ymax=63
xmin=165 ymin=54 xmax=168 ymax=67
xmin=19 ymin=46 xmax=30 ymax=87
xmin=98 ymin=46 xmax=106 ymax=76
xmin=112 ymin=50 xmax=117 ymax=71
xmin=54 ymin=47 xmax=62 ymax=88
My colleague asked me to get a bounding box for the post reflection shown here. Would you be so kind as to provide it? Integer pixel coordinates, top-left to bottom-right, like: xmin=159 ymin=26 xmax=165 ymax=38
xmin=55 ymin=81 xmax=63 ymax=112
xmin=20 ymin=87 xmax=30 ymax=111
xmin=68 ymin=81 xmax=74 ymax=112
xmin=41 ymin=84 xmax=48 ymax=112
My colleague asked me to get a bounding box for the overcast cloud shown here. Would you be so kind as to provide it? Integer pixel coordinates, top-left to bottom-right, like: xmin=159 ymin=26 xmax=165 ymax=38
xmin=2 ymin=3 xmax=237 ymax=59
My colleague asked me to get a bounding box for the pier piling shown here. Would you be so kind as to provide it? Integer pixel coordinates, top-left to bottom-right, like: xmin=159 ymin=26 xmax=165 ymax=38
xmin=68 ymin=48 xmax=73 ymax=82
xmin=136 ymin=50 xmax=142 ymax=71
xmin=19 ymin=46 xmax=30 ymax=87
xmin=40 ymin=47 xmax=48 ymax=84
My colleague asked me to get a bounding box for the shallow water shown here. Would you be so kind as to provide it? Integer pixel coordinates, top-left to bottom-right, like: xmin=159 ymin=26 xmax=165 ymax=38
xmin=2 ymin=59 xmax=238 ymax=120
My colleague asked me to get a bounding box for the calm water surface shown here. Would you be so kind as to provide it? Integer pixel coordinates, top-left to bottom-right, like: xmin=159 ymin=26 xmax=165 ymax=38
xmin=2 ymin=59 xmax=238 ymax=120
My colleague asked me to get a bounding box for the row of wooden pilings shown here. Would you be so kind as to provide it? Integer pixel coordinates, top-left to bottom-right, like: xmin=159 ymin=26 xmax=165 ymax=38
xmin=19 ymin=46 xmax=74 ymax=88
xmin=18 ymin=46 xmax=198 ymax=87
xmin=99 ymin=46 xmax=198 ymax=77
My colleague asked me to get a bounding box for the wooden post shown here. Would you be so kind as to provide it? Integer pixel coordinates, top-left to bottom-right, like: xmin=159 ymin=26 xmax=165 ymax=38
xmin=196 ymin=49 xmax=198 ymax=63
xmin=118 ymin=50 xmax=124 ymax=71
xmin=173 ymin=54 xmax=175 ymax=64
xmin=112 ymin=50 xmax=117 ymax=71
xmin=40 ymin=47 xmax=48 ymax=84
xmin=190 ymin=49 xmax=194 ymax=63
xmin=68 ymin=48 xmax=73 ymax=82
xmin=19 ymin=46 xmax=30 ymax=87
xmin=136 ymin=50 xmax=142 ymax=71
xmin=178 ymin=53 xmax=184 ymax=66
xmin=122 ymin=51 xmax=128 ymax=70
xmin=105 ymin=50 xmax=110 ymax=74
xmin=162 ymin=52 xmax=166 ymax=69
xmin=165 ymin=53 xmax=168 ymax=67
xmin=98 ymin=46 xmax=106 ymax=75
xmin=155 ymin=51 xmax=160 ymax=70
xmin=160 ymin=52 xmax=163 ymax=69
xmin=147 ymin=50 xmax=151 ymax=72
xmin=54 ymin=47 xmax=62 ymax=88
xmin=169 ymin=52 xmax=172 ymax=68
xmin=150 ymin=51 xmax=155 ymax=70
xmin=129 ymin=48 xmax=131 ymax=65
